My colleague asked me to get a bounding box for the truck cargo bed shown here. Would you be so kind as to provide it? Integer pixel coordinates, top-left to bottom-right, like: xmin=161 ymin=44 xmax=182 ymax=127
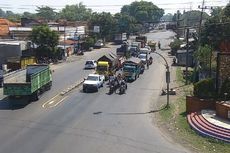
xmin=4 ymin=69 xmax=27 ymax=84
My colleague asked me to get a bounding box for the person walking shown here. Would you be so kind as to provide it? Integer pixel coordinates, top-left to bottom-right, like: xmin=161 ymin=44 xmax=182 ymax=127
xmin=158 ymin=41 xmax=161 ymax=49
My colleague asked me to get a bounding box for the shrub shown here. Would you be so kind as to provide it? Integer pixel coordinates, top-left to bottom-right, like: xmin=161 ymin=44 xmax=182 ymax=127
xmin=169 ymin=39 xmax=182 ymax=55
xmin=193 ymin=78 xmax=216 ymax=99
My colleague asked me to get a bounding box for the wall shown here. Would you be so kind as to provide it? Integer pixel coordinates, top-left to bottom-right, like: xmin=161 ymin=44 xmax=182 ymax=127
xmin=186 ymin=96 xmax=216 ymax=113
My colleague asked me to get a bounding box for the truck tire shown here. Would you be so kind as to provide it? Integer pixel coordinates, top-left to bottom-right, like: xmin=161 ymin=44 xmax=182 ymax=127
xmin=45 ymin=81 xmax=52 ymax=91
xmin=30 ymin=91 xmax=39 ymax=101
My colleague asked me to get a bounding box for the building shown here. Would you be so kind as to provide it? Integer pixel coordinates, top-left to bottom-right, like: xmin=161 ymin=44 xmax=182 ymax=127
xmin=176 ymin=49 xmax=194 ymax=67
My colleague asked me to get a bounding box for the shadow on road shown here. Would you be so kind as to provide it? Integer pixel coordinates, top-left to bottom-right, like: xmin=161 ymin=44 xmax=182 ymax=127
xmin=0 ymin=97 xmax=28 ymax=110
xmin=93 ymin=105 xmax=168 ymax=115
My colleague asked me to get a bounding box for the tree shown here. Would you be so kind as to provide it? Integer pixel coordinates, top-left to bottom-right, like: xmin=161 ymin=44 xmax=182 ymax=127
xmin=120 ymin=1 xmax=164 ymax=23
xmin=181 ymin=10 xmax=209 ymax=27
xmin=90 ymin=12 xmax=116 ymax=41
xmin=22 ymin=12 xmax=36 ymax=19
xmin=59 ymin=3 xmax=92 ymax=21
xmin=194 ymin=44 xmax=212 ymax=71
xmin=114 ymin=13 xmax=140 ymax=34
xmin=30 ymin=25 xmax=59 ymax=58
xmin=36 ymin=6 xmax=57 ymax=21
xmin=200 ymin=3 xmax=230 ymax=50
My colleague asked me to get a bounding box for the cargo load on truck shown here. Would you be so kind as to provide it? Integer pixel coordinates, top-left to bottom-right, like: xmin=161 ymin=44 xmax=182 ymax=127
xmin=122 ymin=57 xmax=142 ymax=81
xmin=116 ymin=43 xmax=129 ymax=57
xmin=147 ymin=40 xmax=156 ymax=51
xmin=96 ymin=54 xmax=123 ymax=80
xmin=3 ymin=64 xmax=52 ymax=102
xmin=136 ymin=36 xmax=147 ymax=48
xmin=114 ymin=33 xmax=127 ymax=44
xmin=6 ymin=56 xmax=37 ymax=71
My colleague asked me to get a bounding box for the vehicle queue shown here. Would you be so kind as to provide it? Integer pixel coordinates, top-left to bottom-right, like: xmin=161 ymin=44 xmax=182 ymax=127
xmin=83 ymin=37 xmax=155 ymax=95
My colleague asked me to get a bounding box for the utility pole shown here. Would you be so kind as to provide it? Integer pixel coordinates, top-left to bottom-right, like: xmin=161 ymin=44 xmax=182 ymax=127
xmin=198 ymin=0 xmax=205 ymax=40
xmin=186 ymin=28 xmax=189 ymax=85
xmin=153 ymin=52 xmax=170 ymax=109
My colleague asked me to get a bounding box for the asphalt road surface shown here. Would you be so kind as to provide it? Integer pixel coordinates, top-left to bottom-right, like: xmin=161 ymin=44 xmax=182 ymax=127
xmin=0 ymin=30 xmax=191 ymax=153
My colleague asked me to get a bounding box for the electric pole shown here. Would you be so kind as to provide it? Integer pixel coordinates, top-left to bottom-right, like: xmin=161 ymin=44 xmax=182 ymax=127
xmin=186 ymin=28 xmax=189 ymax=85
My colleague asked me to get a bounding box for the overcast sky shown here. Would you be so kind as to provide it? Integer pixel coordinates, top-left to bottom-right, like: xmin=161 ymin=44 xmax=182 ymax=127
xmin=0 ymin=0 xmax=228 ymax=14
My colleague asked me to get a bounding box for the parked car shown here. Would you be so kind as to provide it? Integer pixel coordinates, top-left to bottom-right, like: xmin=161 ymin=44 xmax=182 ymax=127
xmin=84 ymin=60 xmax=97 ymax=69
xmin=94 ymin=40 xmax=104 ymax=49
xmin=83 ymin=74 xmax=105 ymax=92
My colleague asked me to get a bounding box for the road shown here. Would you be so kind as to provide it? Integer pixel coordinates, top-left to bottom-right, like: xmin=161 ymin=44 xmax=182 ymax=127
xmin=0 ymin=30 xmax=191 ymax=153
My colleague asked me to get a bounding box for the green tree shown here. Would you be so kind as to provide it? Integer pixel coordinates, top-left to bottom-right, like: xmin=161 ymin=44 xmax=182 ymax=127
xmin=59 ymin=3 xmax=92 ymax=21
xmin=114 ymin=13 xmax=140 ymax=34
xmin=194 ymin=44 xmax=212 ymax=71
xmin=5 ymin=11 xmax=21 ymax=22
xmin=201 ymin=4 xmax=230 ymax=50
xmin=90 ymin=12 xmax=116 ymax=41
xmin=30 ymin=25 xmax=59 ymax=58
xmin=120 ymin=1 xmax=164 ymax=23
xmin=22 ymin=12 xmax=36 ymax=19
xmin=36 ymin=6 xmax=57 ymax=21
xmin=181 ymin=10 xmax=209 ymax=27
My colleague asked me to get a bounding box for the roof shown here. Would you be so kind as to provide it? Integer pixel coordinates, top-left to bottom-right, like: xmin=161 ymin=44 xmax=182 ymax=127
xmin=124 ymin=57 xmax=141 ymax=65
xmin=98 ymin=55 xmax=114 ymax=63
xmin=0 ymin=18 xmax=18 ymax=36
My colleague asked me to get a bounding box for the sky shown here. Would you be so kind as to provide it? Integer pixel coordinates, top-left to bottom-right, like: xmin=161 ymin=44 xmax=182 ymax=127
xmin=0 ymin=0 xmax=229 ymax=14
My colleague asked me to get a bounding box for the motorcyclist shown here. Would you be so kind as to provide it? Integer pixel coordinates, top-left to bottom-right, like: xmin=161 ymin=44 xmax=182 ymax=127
xmin=119 ymin=78 xmax=127 ymax=94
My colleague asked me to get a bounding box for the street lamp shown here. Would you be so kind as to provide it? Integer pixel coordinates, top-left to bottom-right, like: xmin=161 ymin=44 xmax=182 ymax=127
xmin=153 ymin=52 xmax=170 ymax=108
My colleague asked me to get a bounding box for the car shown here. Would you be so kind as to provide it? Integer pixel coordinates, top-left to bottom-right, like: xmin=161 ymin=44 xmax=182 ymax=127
xmin=94 ymin=40 xmax=104 ymax=49
xmin=83 ymin=74 xmax=105 ymax=92
xmin=84 ymin=60 xmax=97 ymax=69
xmin=138 ymin=53 xmax=148 ymax=64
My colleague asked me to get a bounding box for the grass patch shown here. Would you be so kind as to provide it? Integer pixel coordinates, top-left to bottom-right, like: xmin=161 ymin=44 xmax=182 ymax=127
xmin=158 ymin=67 xmax=230 ymax=153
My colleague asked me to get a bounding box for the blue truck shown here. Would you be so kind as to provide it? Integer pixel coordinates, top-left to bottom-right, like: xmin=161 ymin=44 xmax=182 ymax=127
xmin=122 ymin=57 xmax=142 ymax=81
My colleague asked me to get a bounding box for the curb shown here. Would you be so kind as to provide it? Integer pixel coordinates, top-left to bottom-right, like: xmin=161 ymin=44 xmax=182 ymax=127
xmin=60 ymin=79 xmax=85 ymax=96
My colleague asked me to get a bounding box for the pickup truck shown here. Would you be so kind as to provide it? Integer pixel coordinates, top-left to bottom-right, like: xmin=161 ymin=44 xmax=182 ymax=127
xmin=83 ymin=74 xmax=105 ymax=92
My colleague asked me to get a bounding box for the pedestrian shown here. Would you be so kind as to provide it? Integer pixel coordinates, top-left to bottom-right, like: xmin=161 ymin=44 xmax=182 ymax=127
xmin=158 ymin=41 xmax=161 ymax=49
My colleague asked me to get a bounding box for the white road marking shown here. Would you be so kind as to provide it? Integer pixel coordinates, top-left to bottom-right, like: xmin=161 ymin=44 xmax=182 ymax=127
xmin=42 ymin=94 xmax=59 ymax=108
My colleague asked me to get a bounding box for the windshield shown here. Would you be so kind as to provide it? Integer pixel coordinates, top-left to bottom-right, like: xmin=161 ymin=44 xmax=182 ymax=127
xmin=138 ymin=54 xmax=146 ymax=59
xmin=85 ymin=61 xmax=93 ymax=65
xmin=97 ymin=66 xmax=108 ymax=71
xmin=87 ymin=76 xmax=98 ymax=81
xmin=123 ymin=65 xmax=135 ymax=72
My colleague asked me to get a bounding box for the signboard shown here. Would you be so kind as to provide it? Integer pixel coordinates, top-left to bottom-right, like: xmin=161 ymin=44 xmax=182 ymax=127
xmin=94 ymin=26 xmax=100 ymax=33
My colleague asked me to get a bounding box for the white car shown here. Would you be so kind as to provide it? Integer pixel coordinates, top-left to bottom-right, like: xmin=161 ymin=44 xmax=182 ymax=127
xmin=83 ymin=74 xmax=105 ymax=92
xmin=84 ymin=60 xmax=97 ymax=69
xmin=138 ymin=53 xmax=148 ymax=64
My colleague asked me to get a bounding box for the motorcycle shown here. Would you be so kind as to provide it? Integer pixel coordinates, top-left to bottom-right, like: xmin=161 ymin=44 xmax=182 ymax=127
xmin=119 ymin=81 xmax=127 ymax=95
xmin=108 ymin=79 xmax=119 ymax=94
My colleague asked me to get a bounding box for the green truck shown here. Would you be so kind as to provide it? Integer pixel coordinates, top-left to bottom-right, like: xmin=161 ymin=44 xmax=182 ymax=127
xmin=3 ymin=64 xmax=52 ymax=101
xmin=123 ymin=57 xmax=142 ymax=81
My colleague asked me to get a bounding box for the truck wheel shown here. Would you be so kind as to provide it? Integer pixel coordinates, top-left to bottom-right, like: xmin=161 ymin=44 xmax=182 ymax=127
xmin=30 ymin=91 xmax=40 ymax=101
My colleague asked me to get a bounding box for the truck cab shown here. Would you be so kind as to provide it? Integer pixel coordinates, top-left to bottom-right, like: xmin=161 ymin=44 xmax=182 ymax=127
xmin=96 ymin=61 xmax=109 ymax=80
